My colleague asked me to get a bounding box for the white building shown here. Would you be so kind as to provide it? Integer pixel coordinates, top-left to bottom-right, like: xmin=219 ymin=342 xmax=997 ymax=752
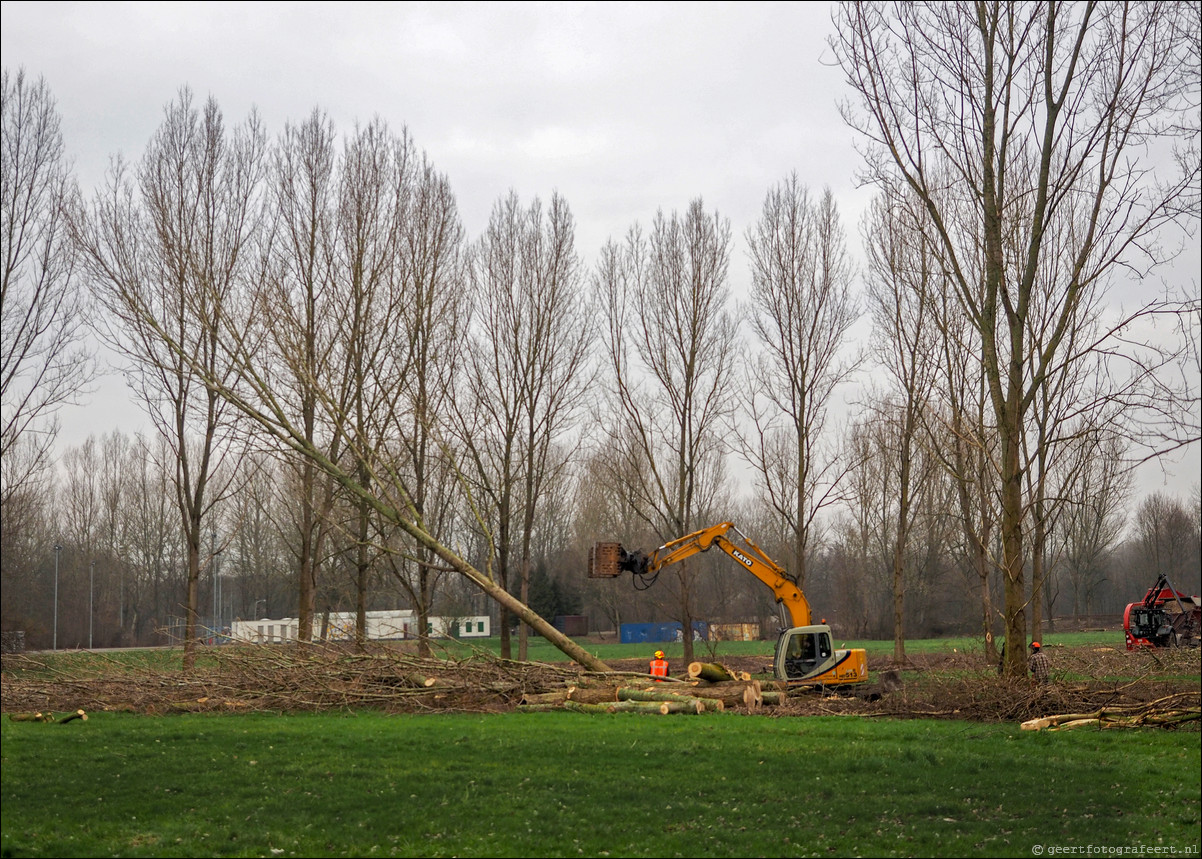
xmin=229 ymin=610 xmax=490 ymax=643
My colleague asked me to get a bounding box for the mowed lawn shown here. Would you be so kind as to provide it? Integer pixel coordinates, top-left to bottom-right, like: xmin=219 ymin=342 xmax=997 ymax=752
xmin=2 ymin=708 xmax=1199 ymax=858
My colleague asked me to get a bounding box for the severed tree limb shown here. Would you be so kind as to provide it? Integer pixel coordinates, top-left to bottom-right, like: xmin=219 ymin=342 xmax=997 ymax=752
xmin=1022 ymin=695 xmax=1201 ymax=731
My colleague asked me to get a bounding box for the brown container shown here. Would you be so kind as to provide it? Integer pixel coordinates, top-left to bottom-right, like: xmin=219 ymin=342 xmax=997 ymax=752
xmin=554 ymin=615 xmax=590 ymax=636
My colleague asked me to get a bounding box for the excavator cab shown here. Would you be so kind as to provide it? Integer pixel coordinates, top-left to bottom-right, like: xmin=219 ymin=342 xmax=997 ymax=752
xmin=775 ymin=626 xmax=867 ymax=687
xmin=778 ymin=627 xmax=833 ymax=681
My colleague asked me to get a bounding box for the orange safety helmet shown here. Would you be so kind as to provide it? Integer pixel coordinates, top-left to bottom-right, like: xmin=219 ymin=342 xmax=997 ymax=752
xmin=654 ymin=650 xmax=665 ymax=659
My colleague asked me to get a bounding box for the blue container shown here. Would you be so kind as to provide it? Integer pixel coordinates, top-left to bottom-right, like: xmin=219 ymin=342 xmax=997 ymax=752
xmin=619 ymin=621 xmax=708 ymax=644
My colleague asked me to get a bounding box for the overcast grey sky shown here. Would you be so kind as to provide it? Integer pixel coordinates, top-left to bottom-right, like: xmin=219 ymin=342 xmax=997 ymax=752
xmin=3 ymin=2 xmax=867 ymax=258
xmin=3 ymin=1 xmax=1197 ymax=503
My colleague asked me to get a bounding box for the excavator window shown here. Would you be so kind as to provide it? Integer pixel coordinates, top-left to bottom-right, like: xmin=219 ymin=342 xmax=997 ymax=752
xmin=785 ymin=633 xmax=816 ymax=661
xmin=783 ymin=631 xmax=827 ymax=680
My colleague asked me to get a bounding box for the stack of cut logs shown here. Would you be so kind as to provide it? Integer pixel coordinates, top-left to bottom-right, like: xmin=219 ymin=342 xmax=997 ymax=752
xmin=518 ymin=662 xmax=788 ymax=714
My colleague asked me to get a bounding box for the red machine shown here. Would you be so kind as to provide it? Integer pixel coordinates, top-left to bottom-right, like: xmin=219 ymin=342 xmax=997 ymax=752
xmin=1123 ymin=574 xmax=1202 ymax=650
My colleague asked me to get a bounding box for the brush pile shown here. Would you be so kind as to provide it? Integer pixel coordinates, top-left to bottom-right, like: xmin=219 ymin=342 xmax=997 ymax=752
xmin=2 ymin=641 xmax=1197 ymax=728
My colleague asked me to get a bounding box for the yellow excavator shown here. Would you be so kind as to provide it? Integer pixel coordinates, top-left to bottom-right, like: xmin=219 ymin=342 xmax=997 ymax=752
xmin=589 ymin=521 xmax=868 ymax=687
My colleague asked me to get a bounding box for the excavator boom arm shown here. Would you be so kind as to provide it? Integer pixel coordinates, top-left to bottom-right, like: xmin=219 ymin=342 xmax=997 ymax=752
xmin=587 ymin=522 xmax=868 ymax=687
xmin=643 ymin=522 xmax=812 ymax=628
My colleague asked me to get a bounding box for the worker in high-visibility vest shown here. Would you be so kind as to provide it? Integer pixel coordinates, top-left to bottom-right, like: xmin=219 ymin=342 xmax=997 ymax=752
xmin=649 ymin=650 xmax=669 ymax=681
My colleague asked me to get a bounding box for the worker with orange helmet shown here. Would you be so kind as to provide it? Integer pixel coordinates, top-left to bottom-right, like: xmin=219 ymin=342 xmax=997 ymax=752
xmin=1028 ymin=641 xmax=1050 ymax=683
xmin=649 ymin=649 xmax=669 ymax=681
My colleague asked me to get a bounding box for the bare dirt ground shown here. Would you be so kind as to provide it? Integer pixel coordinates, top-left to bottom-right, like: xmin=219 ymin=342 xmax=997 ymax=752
xmin=2 ymin=642 xmax=1198 ymax=727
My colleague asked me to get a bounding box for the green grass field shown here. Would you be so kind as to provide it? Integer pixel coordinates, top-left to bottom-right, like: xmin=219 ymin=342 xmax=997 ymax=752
xmin=2 ymin=709 xmax=1199 ymax=858
xmin=2 ymin=632 xmax=1197 ymax=858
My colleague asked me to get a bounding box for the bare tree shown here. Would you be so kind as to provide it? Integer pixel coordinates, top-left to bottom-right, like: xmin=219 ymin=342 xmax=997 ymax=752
xmin=385 ymin=156 xmax=468 ymax=657
xmin=1052 ymin=430 xmax=1130 ymax=616
xmin=862 ymin=189 xmax=941 ymax=661
xmin=121 ymin=432 xmax=183 ymax=645
xmin=262 ymin=107 xmax=340 ymax=643
xmin=72 ymin=89 xmax=265 ymax=668
xmin=834 ymin=1 xmax=1199 ymax=675
xmin=830 ymin=414 xmax=895 ymax=638
xmin=572 ymin=437 xmax=650 ymax=636
xmin=328 ymin=119 xmax=416 ymax=646
xmin=2 ymin=68 xmax=94 ymax=503
xmin=0 ymin=437 xmax=54 ymax=644
xmin=461 ymin=190 xmax=592 ymax=660
xmin=596 ymin=198 xmax=737 ymax=665
xmin=1133 ymin=491 xmax=1201 ymax=589
xmin=920 ymin=255 xmax=1006 ymax=659
xmin=741 ymin=177 xmax=860 ymax=592
xmin=96 ymin=430 xmax=134 ymax=642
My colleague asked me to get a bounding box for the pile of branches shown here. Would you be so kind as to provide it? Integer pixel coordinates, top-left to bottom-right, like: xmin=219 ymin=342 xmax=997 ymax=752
xmin=0 ymin=643 xmax=629 ymax=715
xmin=785 ymin=672 xmax=1201 ymax=726
xmin=764 ymin=644 xmax=1200 ymax=728
xmin=1021 ymin=693 xmax=1200 ymax=731
xmin=2 ymin=641 xmax=1197 ymax=728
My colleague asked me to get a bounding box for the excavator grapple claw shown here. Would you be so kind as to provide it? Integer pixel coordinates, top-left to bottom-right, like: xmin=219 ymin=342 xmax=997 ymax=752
xmin=588 ymin=542 xmax=625 ymax=578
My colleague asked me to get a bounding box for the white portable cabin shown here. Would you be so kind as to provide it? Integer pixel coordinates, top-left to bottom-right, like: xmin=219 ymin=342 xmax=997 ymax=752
xmin=229 ymin=610 xmax=490 ymax=643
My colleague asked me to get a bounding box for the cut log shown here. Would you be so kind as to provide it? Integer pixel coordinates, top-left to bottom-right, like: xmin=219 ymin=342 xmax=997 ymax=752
xmin=617 ymin=687 xmax=688 ymax=703
xmin=690 ymin=680 xmax=761 ymax=694
xmin=566 ymin=686 xmax=622 ymax=705
xmin=562 ymin=701 xmax=618 ymax=714
xmin=687 ymin=661 xmax=736 ymax=683
xmin=516 ymin=703 xmax=569 ymax=712
xmin=677 ymin=681 xmax=761 ymax=709
xmin=659 ymin=700 xmax=705 ymax=715
xmin=520 ymin=690 xmax=572 ymax=706
xmin=607 ymin=700 xmax=684 ymax=714
xmin=616 ymin=687 xmax=726 ymax=711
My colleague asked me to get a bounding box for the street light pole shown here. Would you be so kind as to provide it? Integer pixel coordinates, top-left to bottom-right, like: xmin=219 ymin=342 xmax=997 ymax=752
xmin=89 ymin=560 xmax=95 ymax=649
xmin=210 ymin=530 xmax=217 ymax=643
xmin=53 ymin=544 xmax=62 ymax=651
xmin=215 ymin=547 xmax=222 ymax=641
